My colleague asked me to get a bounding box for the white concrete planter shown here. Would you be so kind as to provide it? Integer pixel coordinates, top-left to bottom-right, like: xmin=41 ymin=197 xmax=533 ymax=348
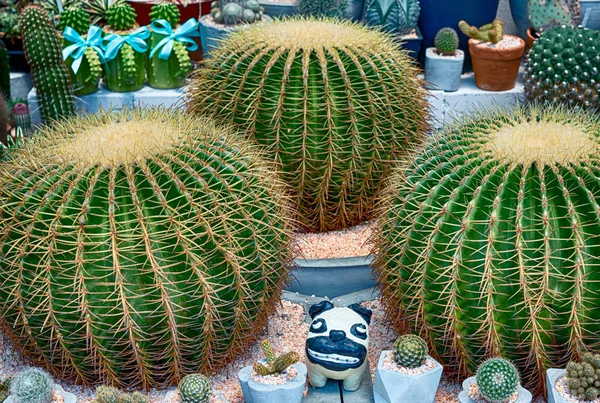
xmin=424 ymin=48 xmax=464 ymax=92
xmin=547 ymin=368 xmax=570 ymax=403
xmin=373 ymin=351 xmax=443 ymax=403
xmin=5 ymin=384 xmax=76 ymax=403
xmin=238 ymin=362 xmax=307 ymax=403
xmin=458 ymin=376 xmax=532 ymax=403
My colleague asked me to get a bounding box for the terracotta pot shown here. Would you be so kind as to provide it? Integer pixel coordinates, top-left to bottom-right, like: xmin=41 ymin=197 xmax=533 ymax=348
xmin=525 ymin=27 xmax=538 ymax=53
xmin=468 ymin=35 xmax=525 ymax=92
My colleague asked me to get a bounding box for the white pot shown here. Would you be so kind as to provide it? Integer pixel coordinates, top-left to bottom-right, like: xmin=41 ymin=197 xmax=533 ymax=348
xmin=424 ymin=48 xmax=464 ymax=92
xmin=458 ymin=376 xmax=532 ymax=403
xmin=238 ymin=362 xmax=307 ymax=403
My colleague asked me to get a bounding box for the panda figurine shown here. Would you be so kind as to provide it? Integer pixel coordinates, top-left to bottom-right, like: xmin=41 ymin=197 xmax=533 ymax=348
xmin=305 ymin=301 xmax=372 ymax=392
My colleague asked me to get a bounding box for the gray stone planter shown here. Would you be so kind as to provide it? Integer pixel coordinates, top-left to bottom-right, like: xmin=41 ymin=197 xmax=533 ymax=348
xmin=458 ymin=376 xmax=532 ymax=403
xmin=583 ymin=6 xmax=600 ymax=29
xmin=6 ymin=384 xmax=76 ymax=403
xmin=286 ymin=255 xmax=375 ymax=298
xmin=238 ymin=362 xmax=307 ymax=403
xmin=373 ymin=351 xmax=443 ymax=403
xmin=581 ymin=0 xmax=600 ymax=24
xmin=424 ymin=48 xmax=464 ymax=92
xmin=547 ymin=368 xmax=569 ymax=403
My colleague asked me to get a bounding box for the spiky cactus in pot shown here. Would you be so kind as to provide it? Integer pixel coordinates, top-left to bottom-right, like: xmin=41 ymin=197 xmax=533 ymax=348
xmin=565 ymin=353 xmax=600 ymax=401
xmin=393 ymin=334 xmax=428 ymax=369
xmin=476 ymin=359 xmax=520 ymax=403
xmin=178 ymin=374 xmax=211 ymax=403
xmin=20 ymin=5 xmax=75 ymax=123
xmin=57 ymin=6 xmax=91 ymax=35
xmin=434 ymin=27 xmax=459 ymax=55
xmin=524 ymin=26 xmax=599 ymax=111
xmin=187 ymin=17 xmax=428 ymax=232
xmin=210 ymin=0 xmax=264 ymax=25
xmin=84 ymin=0 xmax=125 ymax=25
xmin=0 ymin=108 xmax=293 ymax=388
xmin=459 ymin=19 xmax=504 ymax=44
xmin=9 ymin=368 xmax=54 ymax=403
xmin=149 ymin=2 xmax=180 ymax=27
xmin=105 ymin=2 xmax=136 ymax=31
xmin=253 ymin=340 xmax=299 ymax=376
xmin=363 ymin=0 xmax=420 ymax=35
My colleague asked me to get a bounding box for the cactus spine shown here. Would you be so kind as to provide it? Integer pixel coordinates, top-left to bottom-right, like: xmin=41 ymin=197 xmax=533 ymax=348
xmin=20 ymin=6 xmax=75 ymax=123
xmin=434 ymin=27 xmax=459 ymax=55
xmin=149 ymin=2 xmax=180 ymax=26
xmin=528 ymin=0 xmax=580 ymax=33
xmin=374 ymin=105 xmax=600 ymax=393
xmin=187 ymin=18 xmax=428 ymax=232
xmin=363 ymin=0 xmax=420 ymax=35
xmin=9 ymin=368 xmax=54 ymax=403
xmin=476 ymin=359 xmax=519 ymax=403
xmin=0 ymin=108 xmax=292 ymax=388
xmin=459 ymin=19 xmax=504 ymax=44
xmin=253 ymin=340 xmax=299 ymax=375
xmin=57 ymin=6 xmax=91 ymax=35
xmin=393 ymin=334 xmax=428 ymax=368
xmin=178 ymin=374 xmax=211 ymax=403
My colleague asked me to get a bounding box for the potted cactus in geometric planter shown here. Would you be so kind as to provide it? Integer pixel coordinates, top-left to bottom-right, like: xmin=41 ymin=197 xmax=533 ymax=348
xmin=238 ymin=340 xmax=307 ymax=403
xmin=424 ymin=27 xmax=464 ymax=92
xmin=147 ymin=3 xmax=198 ymax=89
xmin=4 ymin=368 xmax=76 ymax=403
xmin=458 ymin=358 xmax=532 ymax=403
xmin=177 ymin=374 xmax=212 ymax=403
xmin=373 ymin=334 xmax=443 ymax=403
xmin=547 ymin=353 xmax=600 ymax=403
xmin=102 ymin=2 xmax=149 ymax=92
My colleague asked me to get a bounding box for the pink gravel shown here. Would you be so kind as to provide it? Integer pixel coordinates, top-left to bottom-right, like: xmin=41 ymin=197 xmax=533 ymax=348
xmin=467 ymin=382 xmax=518 ymax=403
xmin=251 ymin=366 xmax=298 ymax=385
xmin=382 ymin=352 xmax=437 ymax=375
xmin=294 ymin=222 xmax=374 ymax=259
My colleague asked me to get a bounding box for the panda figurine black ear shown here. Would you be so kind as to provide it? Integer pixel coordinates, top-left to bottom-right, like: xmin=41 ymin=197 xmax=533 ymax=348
xmin=348 ymin=303 xmax=372 ymax=325
xmin=309 ymin=300 xmax=335 ymax=319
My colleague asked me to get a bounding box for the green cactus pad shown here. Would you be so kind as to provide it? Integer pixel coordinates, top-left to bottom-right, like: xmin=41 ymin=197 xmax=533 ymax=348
xmin=476 ymin=358 xmax=519 ymax=403
xmin=57 ymin=6 xmax=91 ymax=35
xmin=393 ymin=334 xmax=428 ymax=368
xmin=178 ymin=374 xmax=211 ymax=403
xmin=0 ymin=108 xmax=293 ymax=388
xmin=528 ymin=0 xmax=579 ymax=32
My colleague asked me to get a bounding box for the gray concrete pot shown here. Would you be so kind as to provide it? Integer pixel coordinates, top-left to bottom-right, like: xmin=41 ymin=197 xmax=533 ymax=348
xmin=238 ymin=362 xmax=307 ymax=403
xmin=458 ymin=376 xmax=532 ymax=403
xmin=547 ymin=368 xmax=569 ymax=403
xmin=424 ymin=48 xmax=464 ymax=92
xmin=286 ymin=255 xmax=375 ymax=298
xmin=5 ymin=384 xmax=76 ymax=403
xmin=373 ymin=351 xmax=443 ymax=403
xmin=199 ymin=16 xmax=242 ymax=58
xmin=581 ymin=0 xmax=600 ymax=24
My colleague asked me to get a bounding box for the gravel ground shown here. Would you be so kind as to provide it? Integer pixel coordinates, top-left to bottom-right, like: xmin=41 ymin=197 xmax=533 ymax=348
xmin=293 ymin=222 xmax=374 ymax=259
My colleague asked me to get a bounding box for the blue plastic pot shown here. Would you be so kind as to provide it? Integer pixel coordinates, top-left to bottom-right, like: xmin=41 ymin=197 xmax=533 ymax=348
xmin=199 ymin=15 xmax=239 ymax=58
xmin=399 ymin=27 xmax=423 ymax=60
xmin=417 ymin=0 xmax=501 ymax=72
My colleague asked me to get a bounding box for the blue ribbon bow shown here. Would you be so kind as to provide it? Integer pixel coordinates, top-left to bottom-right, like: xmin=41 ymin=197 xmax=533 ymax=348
xmin=103 ymin=26 xmax=150 ymax=62
xmin=149 ymin=18 xmax=199 ymax=60
xmin=62 ymin=26 xmax=105 ymax=74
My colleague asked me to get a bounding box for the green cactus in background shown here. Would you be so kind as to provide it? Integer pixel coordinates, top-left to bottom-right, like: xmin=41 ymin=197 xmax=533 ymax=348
xmin=187 ymin=18 xmax=428 ymax=232
xmin=373 ymin=105 xmax=600 ymax=393
xmin=38 ymin=0 xmax=81 ymax=17
xmin=9 ymin=368 xmax=54 ymax=403
xmin=476 ymin=359 xmax=520 ymax=403
xmin=363 ymin=0 xmax=420 ymax=35
xmin=178 ymin=374 xmax=211 ymax=403
xmin=0 ymin=108 xmax=292 ymax=388
xmin=84 ymin=0 xmax=125 ymax=25
xmin=210 ymin=0 xmax=264 ymax=25
xmin=93 ymin=386 xmax=148 ymax=403
xmin=149 ymin=2 xmax=180 ymax=26
xmin=0 ymin=88 xmax=6 ymax=146
xmin=458 ymin=19 xmax=504 ymax=44
xmin=253 ymin=340 xmax=299 ymax=375
xmin=524 ymin=26 xmax=599 ymax=111
xmin=106 ymin=2 xmax=136 ymax=30
xmin=57 ymin=6 xmax=91 ymax=35
xmin=0 ymin=378 xmax=11 ymax=403
xmin=12 ymin=103 xmax=32 ymax=137
xmin=296 ymin=0 xmax=347 ymax=19
xmin=434 ymin=27 xmax=459 ymax=55
xmin=393 ymin=334 xmax=428 ymax=369
xmin=20 ymin=5 xmax=75 ymax=123
xmin=565 ymin=353 xmax=600 ymax=401
xmin=0 ymin=40 xmax=10 ymax=101
xmin=528 ymin=0 xmax=580 ymax=33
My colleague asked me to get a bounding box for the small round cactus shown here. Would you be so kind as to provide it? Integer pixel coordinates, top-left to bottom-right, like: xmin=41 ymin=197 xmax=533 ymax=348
xmin=222 ymin=3 xmax=243 ymax=24
xmin=9 ymin=368 xmax=54 ymax=403
xmin=106 ymin=2 xmax=137 ymax=31
xmin=392 ymin=334 xmax=428 ymax=368
xmin=57 ymin=6 xmax=91 ymax=35
xmin=476 ymin=358 xmax=519 ymax=403
xmin=434 ymin=27 xmax=459 ymax=55
xmin=149 ymin=2 xmax=180 ymax=26
xmin=178 ymin=374 xmax=211 ymax=403
xmin=566 ymin=353 xmax=600 ymax=400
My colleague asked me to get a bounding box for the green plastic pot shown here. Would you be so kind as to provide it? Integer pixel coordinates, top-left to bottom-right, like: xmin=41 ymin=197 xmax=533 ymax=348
xmin=146 ymin=31 xmax=187 ymax=89
xmin=102 ymin=29 xmax=146 ymax=92
xmin=65 ymin=54 xmax=100 ymax=96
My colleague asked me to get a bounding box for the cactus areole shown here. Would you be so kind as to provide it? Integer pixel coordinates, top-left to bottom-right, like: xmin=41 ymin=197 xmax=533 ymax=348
xmin=0 ymin=109 xmax=292 ymax=388
xmin=374 ymin=105 xmax=600 ymax=392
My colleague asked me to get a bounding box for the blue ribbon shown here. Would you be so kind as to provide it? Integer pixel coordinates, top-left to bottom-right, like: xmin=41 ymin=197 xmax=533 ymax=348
xmin=62 ymin=26 xmax=105 ymax=74
xmin=103 ymin=26 xmax=150 ymax=62
xmin=149 ymin=18 xmax=199 ymax=60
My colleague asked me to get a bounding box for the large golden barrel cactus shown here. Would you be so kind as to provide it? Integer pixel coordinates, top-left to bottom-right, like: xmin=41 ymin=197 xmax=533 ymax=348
xmin=374 ymin=105 xmax=600 ymax=392
xmin=186 ymin=18 xmax=428 ymax=232
xmin=0 ymin=109 xmax=292 ymax=388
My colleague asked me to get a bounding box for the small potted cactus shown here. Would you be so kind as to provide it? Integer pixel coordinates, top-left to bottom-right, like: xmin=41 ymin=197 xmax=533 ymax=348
xmin=238 ymin=340 xmax=307 ymax=403
xmin=459 ymin=358 xmax=532 ymax=403
xmin=547 ymin=353 xmax=600 ymax=403
xmin=424 ymin=27 xmax=464 ymax=92
xmin=373 ymin=334 xmax=443 ymax=403
xmin=4 ymin=368 xmax=76 ymax=403
xmin=199 ymin=0 xmax=270 ymax=58
xmin=178 ymin=374 xmax=212 ymax=403
xmin=102 ymin=2 xmax=149 ymax=92
xmin=147 ymin=3 xmax=198 ymax=89
xmin=459 ymin=19 xmax=525 ymax=91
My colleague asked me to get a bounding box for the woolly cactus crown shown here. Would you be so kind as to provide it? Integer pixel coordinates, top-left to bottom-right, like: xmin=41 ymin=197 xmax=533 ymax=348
xmin=106 ymin=2 xmax=136 ymax=31
xmin=57 ymin=6 xmax=91 ymax=35
xmin=434 ymin=27 xmax=459 ymax=55
xmin=9 ymin=368 xmax=54 ymax=403
xmin=149 ymin=2 xmax=180 ymax=26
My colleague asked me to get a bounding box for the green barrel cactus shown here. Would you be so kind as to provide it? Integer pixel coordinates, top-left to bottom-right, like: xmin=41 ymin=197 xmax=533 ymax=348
xmin=178 ymin=374 xmax=211 ymax=403
xmin=476 ymin=359 xmax=519 ymax=403
xmin=0 ymin=108 xmax=292 ymax=388
xmin=528 ymin=0 xmax=580 ymax=33
xmin=187 ymin=18 xmax=428 ymax=232
xmin=20 ymin=6 xmax=75 ymax=123
xmin=434 ymin=27 xmax=459 ymax=55
xmin=524 ymin=26 xmax=600 ymax=112
xmin=363 ymin=0 xmax=420 ymax=35
xmin=565 ymin=353 xmax=600 ymax=400
xmin=374 ymin=105 xmax=600 ymax=391
xmin=393 ymin=334 xmax=428 ymax=368
xmin=57 ymin=6 xmax=91 ymax=35
xmin=149 ymin=2 xmax=180 ymax=27
xmin=9 ymin=368 xmax=54 ymax=403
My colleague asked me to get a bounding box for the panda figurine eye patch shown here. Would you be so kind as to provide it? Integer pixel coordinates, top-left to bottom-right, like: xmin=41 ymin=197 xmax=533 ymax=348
xmin=305 ymin=301 xmax=372 ymax=392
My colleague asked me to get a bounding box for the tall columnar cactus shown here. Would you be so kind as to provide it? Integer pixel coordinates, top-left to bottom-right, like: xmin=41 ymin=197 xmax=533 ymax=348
xmin=187 ymin=18 xmax=428 ymax=232
xmin=524 ymin=26 xmax=600 ymax=112
xmin=0 ymin=85 xmax=7 ymax=146
xmin=0 ymin=40 xmax=10 ymax=101
xmin=0 ymin=108 xmax=293 ymax=388
xmin=178 ymin=374 xmax=211 ymax=403
xmin=149 ymin=2 xmax=180 ymax=26
xmin=476 ymin=359 xmax=519 ymax=403
xmin=57 ymin=6 xmax=91 ymax=34
xmin=565 ymin=353 xmax=600 ymax=401
xmin=253 ymin=340 xmax=299 ymax=375
xmin=296 ymin=0 xmax=347 ymax=19
xmin=374 ymin=105 xmax=600 ymax=392
xmin=9 ymin=368 xmax=54 ymax=403
xmin=106 ymin=2 xmax=136 ymax=30
xmin=363 ymin=0 xmax=420 ymax=35
xmin=20 ymin=6 xmax=75 ymax=123
xmin=393 ymin=334 xmax=428 ymax=369
xmin=528 ymin=0 xmax=580 ymax=33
